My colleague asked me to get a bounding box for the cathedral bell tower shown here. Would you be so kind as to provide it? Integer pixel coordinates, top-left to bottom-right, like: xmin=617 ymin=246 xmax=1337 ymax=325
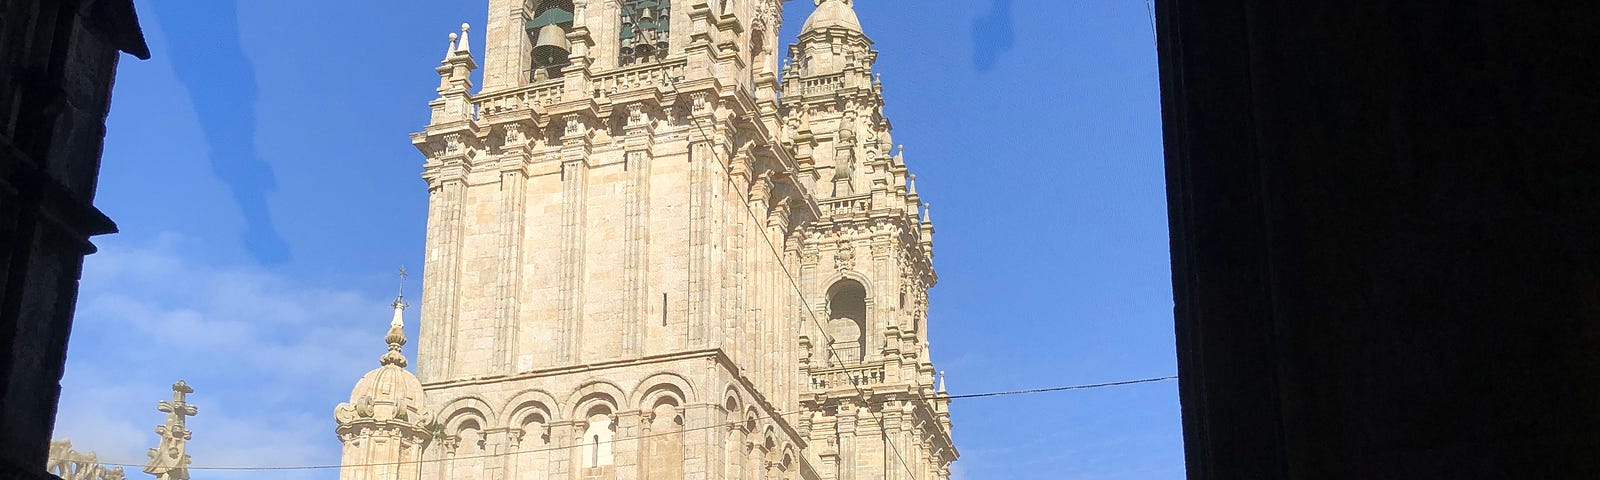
xmin=782 ymin=1 xmax=955 ymax=479
xmin=385 ymin=1 xmax=957 ymax=479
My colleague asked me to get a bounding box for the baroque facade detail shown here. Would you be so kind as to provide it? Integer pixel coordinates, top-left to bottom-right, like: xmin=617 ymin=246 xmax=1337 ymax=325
xmin=340 ymin=0 xmax=957 ymax=479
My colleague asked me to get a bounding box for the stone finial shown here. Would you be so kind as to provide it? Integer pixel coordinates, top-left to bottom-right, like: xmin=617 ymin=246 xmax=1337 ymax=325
xmin=456 ymin=23 xmax=472 ymax=54
xmin=938 ymin=371 xmax=947 ymax=393
xmin=446 ymin=32 xmax=458 ymax=60
xmin=144 ymin=381 xmax=197 ymax=480
xmin=908 ymin=174 xmax=918 ymax=195
xmin=923 ymin=203 xmax=932 ymax=224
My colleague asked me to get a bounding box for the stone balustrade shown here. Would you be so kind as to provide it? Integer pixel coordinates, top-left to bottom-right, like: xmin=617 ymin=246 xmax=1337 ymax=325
xmin=808 ymin=361 xmax=887 ymax=391
xmin=819 ymin=193 xmax=871 ymax=217
xmin=472 ymin=80 xmax=566 ymax=119
xmin=789 ymin=73 xmax=845 ymax=97
xmin=592 ymin=59 xmax=688 ymax=97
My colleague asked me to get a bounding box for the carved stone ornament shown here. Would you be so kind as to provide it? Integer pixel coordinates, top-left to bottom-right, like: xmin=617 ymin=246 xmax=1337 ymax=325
xmin=835 ymin=240 xmax=856 ymax=271
xmin=627 ymin=103 xmax=646 ymax=126
xmin=503 ymin=123 xmax=525 ymax=148
xmin=48 ymin=440 xmax=128 ymax=480
xmin=691 ymin=92 xmax=709 ymax=113
xmin=444 ymin=133 xmax=463 ymax=155
xmin=565 ymin=115 xmax=582 ymax=136
xmin=756 ymin=0 xmax=779 ymax=29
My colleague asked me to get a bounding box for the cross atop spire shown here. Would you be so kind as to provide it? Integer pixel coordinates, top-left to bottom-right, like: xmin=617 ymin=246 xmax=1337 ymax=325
xmin=382 ymin=268 xmax=411 ymax=367
xmin=393 ymin=265 xmax=409 ymax=314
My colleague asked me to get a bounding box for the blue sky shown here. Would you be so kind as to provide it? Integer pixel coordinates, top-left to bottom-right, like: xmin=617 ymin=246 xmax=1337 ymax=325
xmin=53 ymin=1 xmax=1177 ymax=478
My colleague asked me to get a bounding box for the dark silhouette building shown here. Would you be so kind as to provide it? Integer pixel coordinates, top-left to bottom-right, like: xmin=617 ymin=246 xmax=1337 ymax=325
xmin=1157 ymin=2 xmax=1600 ymax=478
xmin=0 ymin=0 xmax=146 ymax=478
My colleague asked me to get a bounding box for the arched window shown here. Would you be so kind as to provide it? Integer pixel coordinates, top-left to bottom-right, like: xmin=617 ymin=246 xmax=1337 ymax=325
xmin=516 ymin=412 xmax=551 ymax=480
xmin=581 ymin=405 xmax=615 ymax=468
xmin=827 ymin=279 xmax=868 ymax=365
xmin=644 ymin=398 xmax=683 ymax=480
xmin=454 ymin=419 xmax=487 ymax=480
xmin=620 ymin=0 xmax=671 ymax=65
xmin=526 ymin=0 xmax=575 ymax=81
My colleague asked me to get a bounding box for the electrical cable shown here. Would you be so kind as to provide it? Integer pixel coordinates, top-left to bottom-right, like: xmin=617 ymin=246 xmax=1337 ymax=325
xmin=89 ymin=375 xmax=1177 ymax=471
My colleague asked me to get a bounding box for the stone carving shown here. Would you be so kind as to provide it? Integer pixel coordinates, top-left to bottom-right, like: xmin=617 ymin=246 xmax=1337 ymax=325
xmin=627 ymin=103 xmax=646 ymax=126
xmin=756 ymin=0 xmax=780 ymax=29
xmin=691 ymin=92 xmax=709 ymax=113
xmin=832 ymin=129 xmax=857 ymax=196
xmin=144 ymin=381 xmax=197 ymax=480
xmin=444 ymin=133 xmax=463 ymax=155
xmin=503 ymin=123 xmax=525 ymax=148
xmin=47 ymin=440 xmax=127 ymax=480
xmin=565 ymin=115 xmax=582 ymax=136
xmin=835 ymin=240 xmax=856 ymax=271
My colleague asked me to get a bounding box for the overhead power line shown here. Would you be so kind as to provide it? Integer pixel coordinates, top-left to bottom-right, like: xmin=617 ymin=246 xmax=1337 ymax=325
xmin=90 ymin=374 xmax=1177 ymax=472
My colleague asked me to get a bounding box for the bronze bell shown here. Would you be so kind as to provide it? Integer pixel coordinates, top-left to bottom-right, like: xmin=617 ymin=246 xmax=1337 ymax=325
xmin=530 ymin=24 xmax=571 ymax=67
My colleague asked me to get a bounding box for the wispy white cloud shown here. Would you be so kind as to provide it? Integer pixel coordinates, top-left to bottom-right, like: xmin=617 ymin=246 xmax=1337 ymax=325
xmin=53 ymin=233 xmax=398 ymax=480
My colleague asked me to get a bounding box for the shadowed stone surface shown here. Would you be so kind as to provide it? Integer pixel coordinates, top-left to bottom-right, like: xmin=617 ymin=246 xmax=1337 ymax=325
xmin=1158 ymin=2 xmax=1600 ymax=479
xmin=0 ymin=0 xmax=146 ymax=479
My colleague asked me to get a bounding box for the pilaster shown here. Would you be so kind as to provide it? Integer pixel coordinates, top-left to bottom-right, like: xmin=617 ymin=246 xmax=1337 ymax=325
xmin=557 ymin=114 xmax=592 ymax=364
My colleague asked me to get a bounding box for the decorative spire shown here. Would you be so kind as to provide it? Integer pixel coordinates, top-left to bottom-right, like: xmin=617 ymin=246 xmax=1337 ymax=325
xmin=445 ymin=32 xmax=458 ymax=61
xmin=938 ymin=371 xmax=947 ymax=393
xmin=381 ymin=267 xmax=410 ymax=367
xmin=455 ymin=23 xmax=472 ymax=55
xmin=908 ymin=174 xmax=919 ymax=195
xmin=144 ymin=381 xmax=196 ymax=480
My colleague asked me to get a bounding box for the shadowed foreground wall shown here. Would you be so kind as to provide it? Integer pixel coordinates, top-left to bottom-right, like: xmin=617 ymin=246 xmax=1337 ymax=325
xmin=0 ymin=0 xmax=146 ymax=477
xmin=1157 ymin=2 xmax=1600 ymax=479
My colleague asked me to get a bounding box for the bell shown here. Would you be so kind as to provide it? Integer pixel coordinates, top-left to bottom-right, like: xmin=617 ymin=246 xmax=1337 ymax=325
xmin=530 ymin=24 xmax=571 ymax=67
xmin=637 ymin=7 xmax=656 ymax=24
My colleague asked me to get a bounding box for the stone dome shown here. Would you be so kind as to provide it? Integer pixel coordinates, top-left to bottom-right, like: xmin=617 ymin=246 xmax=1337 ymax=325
xmin=801 ymin=0 xmax=862 ymax=33
xmin=337 ymin=362 xmax=429 ymax=425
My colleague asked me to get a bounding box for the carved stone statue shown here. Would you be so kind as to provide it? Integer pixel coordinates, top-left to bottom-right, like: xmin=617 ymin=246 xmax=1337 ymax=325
xmin=832 ymin=129 xmax=858 ymax=196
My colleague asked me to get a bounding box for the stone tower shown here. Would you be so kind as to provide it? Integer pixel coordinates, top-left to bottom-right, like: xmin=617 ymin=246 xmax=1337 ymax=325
xmin=394 ymin=0 xmax=956 ymax=479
